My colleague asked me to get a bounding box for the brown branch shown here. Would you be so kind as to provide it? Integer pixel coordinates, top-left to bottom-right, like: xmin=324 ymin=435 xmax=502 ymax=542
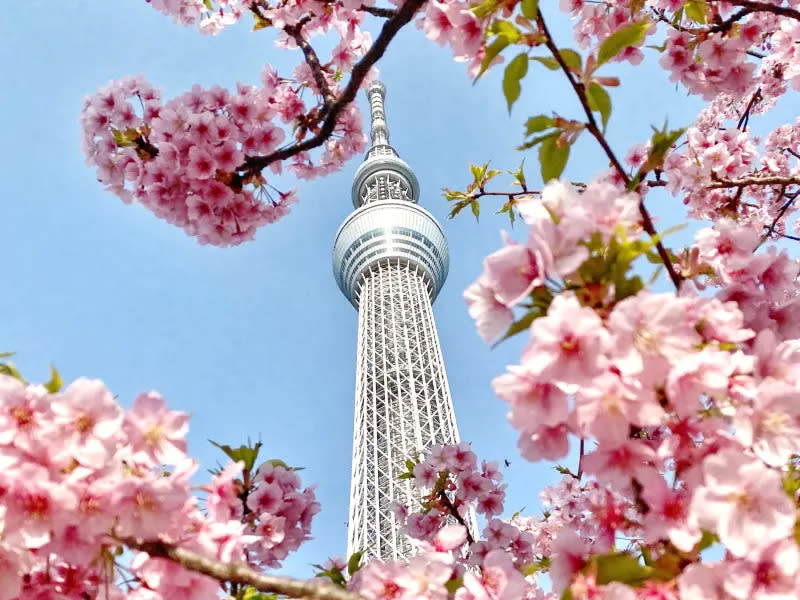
xmin=536 ymin=11 xmax=683 ymax=290
xmin=761 ymin=189 xmax=795 ymax=246
xmin=708 ymin=175 xmax=800 ymax=189
xmin=737 ymin=87 xmax=762 ymax=131
xmin=285 ymin=23 xmax=336 ymax=110
xmin=437 ymin=491 xmax=475 ymax=545
xmin=119 ymin=537 xmax=363 ymax=600
xmin=235 ymin=0 xmax=426 ymax=181
xmin=360 ymin=5 xmax=398 ymax=18
xmin=720 ymin=0 xmax=800 ymax=21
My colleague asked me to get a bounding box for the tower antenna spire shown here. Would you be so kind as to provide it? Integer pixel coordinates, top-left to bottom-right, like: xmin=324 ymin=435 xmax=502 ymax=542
xmin=366 ymin=80 xmax=390 ymax=148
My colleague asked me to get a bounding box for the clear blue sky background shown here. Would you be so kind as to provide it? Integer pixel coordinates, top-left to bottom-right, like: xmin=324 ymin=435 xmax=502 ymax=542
xmin=0 ymin=0 xmax=794 ymax=577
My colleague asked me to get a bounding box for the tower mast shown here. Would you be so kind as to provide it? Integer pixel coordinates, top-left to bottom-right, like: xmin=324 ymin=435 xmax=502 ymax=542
xmin=332 ymin=81 xmax=466 ymax=560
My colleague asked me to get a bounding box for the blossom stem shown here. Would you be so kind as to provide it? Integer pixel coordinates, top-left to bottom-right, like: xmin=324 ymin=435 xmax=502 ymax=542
xmin=536 ymin=10 xmax=683 ymax=290
xmin=118 ymin=537 xmax=364 ymax=600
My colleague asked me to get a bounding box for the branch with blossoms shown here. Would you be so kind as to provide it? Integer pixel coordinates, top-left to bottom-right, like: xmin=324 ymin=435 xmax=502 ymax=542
xmin=235 ymin=0 xmax=427 ymax=181
xmin=119 ymin=536 xmax=364 ymax=600
xmin=534 ymin=11 xmax=683 ymax=290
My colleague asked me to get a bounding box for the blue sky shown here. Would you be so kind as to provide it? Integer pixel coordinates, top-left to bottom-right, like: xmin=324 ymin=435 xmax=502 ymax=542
xmin=0 ymin=1 xmax=794 ymax=576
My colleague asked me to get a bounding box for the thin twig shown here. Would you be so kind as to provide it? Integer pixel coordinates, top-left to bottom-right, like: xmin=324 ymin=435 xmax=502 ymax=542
xmin=536 ymin=10 xmax=683 ymax=290
xmin=760 ymin=189 xmax=795 ymax=246
xmin=235 ymin=0 xmax=426 ymax=181
xmin=119 ymin=537 xmax=363 ymax=600
xmin=437 ymin=491 xmax=475 ymax=545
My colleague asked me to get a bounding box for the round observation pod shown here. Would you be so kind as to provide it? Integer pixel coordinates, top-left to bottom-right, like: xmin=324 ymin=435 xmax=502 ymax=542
xmin=351 ymin=154 xmax=420 ymax=208
xmin=332 ymin=200 xmax=449 ymax=308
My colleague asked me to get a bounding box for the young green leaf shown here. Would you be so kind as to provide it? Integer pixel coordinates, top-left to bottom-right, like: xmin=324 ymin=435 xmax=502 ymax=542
xmin=586 ymin=82 xmax=612 ymax=130
xmin=532 ymin=56 xmax=560 ymax=70
xmin=539 ymin=136 xmax=570 ymax=182
xmin=520 ymin=0 xmax=538 ymax=19
xmin=596 ymin=21 xmax=651 ymax=66
xmin=503 ymin=53 xmax=529 ymax=112
xmin=558 ymin=49 xmax=582 ymax=71
xmin=347 ymin=550 xmax=366 ymax=575
xmin=44 ymin=365 xmax=62 ymax=394
xmin=476 ymin=36 xmax=511 ymax=80
xmin=684 ymin=0 xmax=708 ymax=23
xmin=525 ymin=115 xmax=555 ymax=135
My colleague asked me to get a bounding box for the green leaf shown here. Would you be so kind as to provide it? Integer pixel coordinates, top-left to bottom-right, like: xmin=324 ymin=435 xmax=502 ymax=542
xmin=531 ymin=56 xmax=559 ymax=70
xmin=347 ymin=550 xmax=365 ymax=575
xmin=111 ymin=127 xmax=135 ymax=148
xmin=521 ymin=558 xmax=551 ymax=576
xmin=264 ymin=457 xmax=304 ymax=471
xmin=684 ymin=0 xmax=708 ymax=23
xmin=559 ymin=49 xmax=582 ymax=71
xmin=525 ymin=115 xmax=555 ymax=136
xmin=517 ymin=131 xmax=559 ymax=151
xmin=0 ymin=352 xmax=15 ymax=359
xmin=313 ymin=566 xmax=346 ymax=587
xmin=470 ymin=163 xmax=487 ymax=183
xmin=645 ymin=125 xmax=685 ymax=171
xmin=444 ymin=578 xmax=464 ymax=594
xmin=470 ymin=0 xmax=498 ymax=19
xmin=203 ymin=0 xmax=214 ymax=10
xmin=490 ymin=20 xmax=521 ymax=42
xmin=500 ymin=309 xmax=539 ymax=343
xmin=503 ymin=53 xmax=529 ymax=112
xmin=471 ymin=200 xmax=480 ymax=220
xmin=520 ymin=0 xmax=538 ymax=19
xmin=208 ymin=440 xmax=263 ymax=471
xmin=596 ymin=21 xmax=651 ymax=66
xmin=0 ymin=362 xmax=26 ymax=384
xmin=476 ymin=36 xmax=511 ymax=79
xmin=697 ymin=530 xmax=719 ymax=552
xmin=592 ymin=552 xmax=652 ymax=586
xmin=510 ymin=159 xmax=527 ymax=189
xmin=43 ymin=365 xmax=62 ymax=394
xmin=241 ymin=587 xmax=278 ymax=600
xmin=586 ymin=83 xmax=611 ymax=130
xmin=539 ymin=136 xmax=570 ymax=182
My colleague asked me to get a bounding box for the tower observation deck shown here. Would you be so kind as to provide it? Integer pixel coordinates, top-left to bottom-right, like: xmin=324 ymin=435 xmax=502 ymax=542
xmin=332 ymin=81 xmax=465 ymax=560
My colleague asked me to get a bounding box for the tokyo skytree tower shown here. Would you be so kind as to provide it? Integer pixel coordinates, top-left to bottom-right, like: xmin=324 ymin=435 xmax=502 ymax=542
xmin=332 ymin=81 xmax=465 ymax=560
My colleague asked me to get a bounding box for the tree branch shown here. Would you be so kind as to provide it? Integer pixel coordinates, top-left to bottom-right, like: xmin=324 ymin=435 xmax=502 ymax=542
xmin=119 ymin=537 xmax=364 ymax=600
xmin=360 ymin=5 xmax=398 ymax=18
xmin=536 ymin=10 xmax=683 ymax=290
xmin=236 ymin=0 xmax=426 ymax=180
xmin=437 ymin=490 xmax=475 ymax=545
xmin=721 ymin=0 xmax=800 ymax=21
xmin=708 ymin=175 xmax=800 ymax=189
xmin=285 ymin=23 xmax=336 ymax=111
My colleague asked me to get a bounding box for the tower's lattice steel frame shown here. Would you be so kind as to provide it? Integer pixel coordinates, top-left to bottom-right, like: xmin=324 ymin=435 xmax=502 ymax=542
xmin=332 ymin=82 xmax=465 ymax=561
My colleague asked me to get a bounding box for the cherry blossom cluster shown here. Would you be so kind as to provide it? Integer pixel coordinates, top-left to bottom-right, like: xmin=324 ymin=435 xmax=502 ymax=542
xmin=80 ymin=72 xmax=364 ymax=246
xmin=0 ymin=373 xmax=317 ymax=600
xmin=464 ymin=179 xmax=641 ymax=345
xmin=345 ymin=443 xmax=536 ymax=600
xmin=145 ymin=0 xmax=247 ymax=34
xmin=464 ymin=177 xmax=800 ymax=597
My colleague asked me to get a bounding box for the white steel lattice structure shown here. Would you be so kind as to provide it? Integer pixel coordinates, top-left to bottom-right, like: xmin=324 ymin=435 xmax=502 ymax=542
xmin=332 ymin=81 xmax=468 ymax=561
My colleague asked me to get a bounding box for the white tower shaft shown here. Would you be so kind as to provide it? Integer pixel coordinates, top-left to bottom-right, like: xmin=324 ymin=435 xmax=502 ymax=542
xmin=347 ymin=259 xmax=460 ymax=560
